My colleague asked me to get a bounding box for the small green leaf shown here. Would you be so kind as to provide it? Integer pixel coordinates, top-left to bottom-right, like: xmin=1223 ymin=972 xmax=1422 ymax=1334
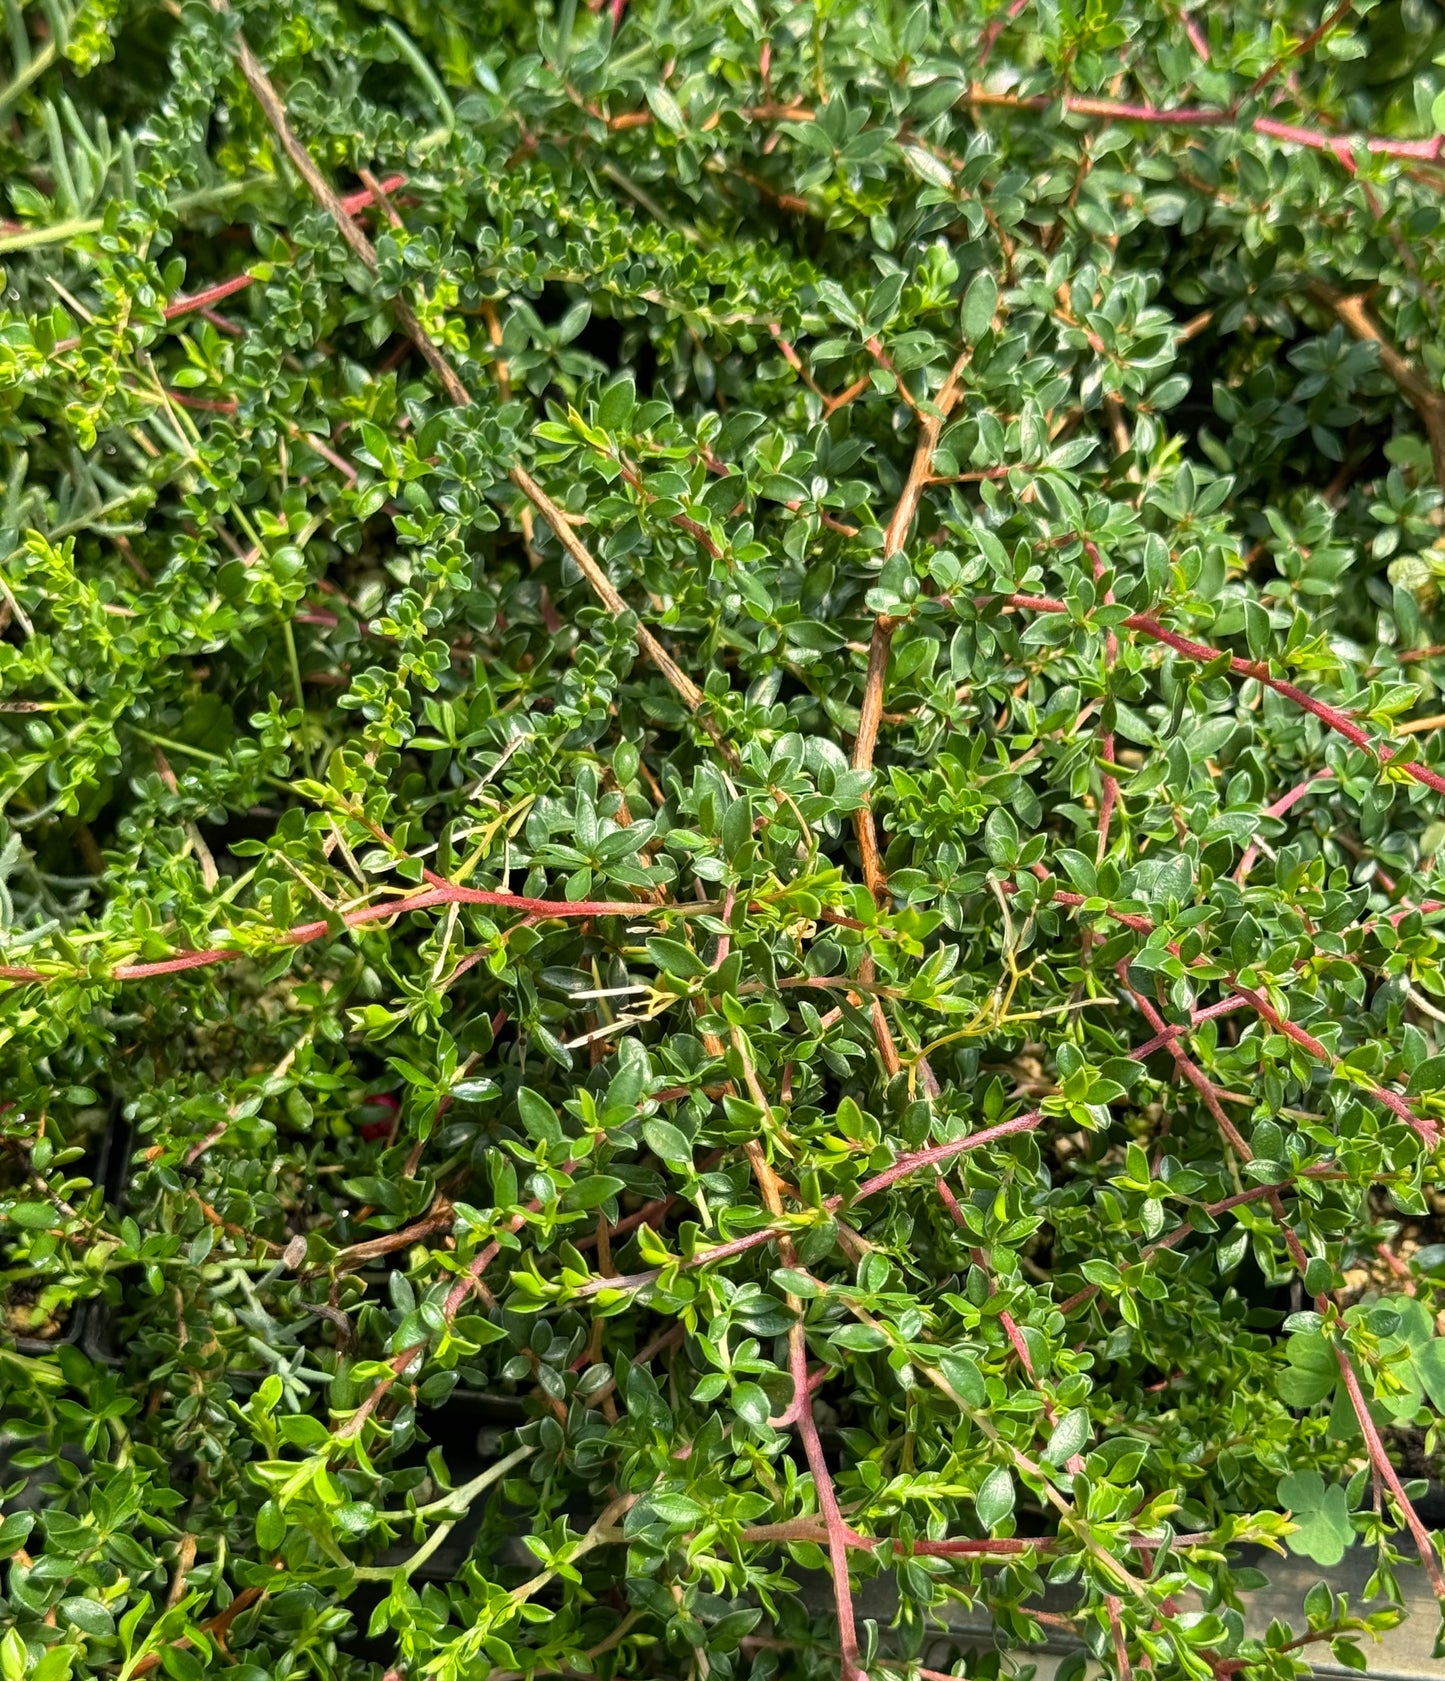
xmin=832 ymin=1324 xmax=889 ymax=1352
xmin=1416 ymin=1338 xmax=1445 ymax=1411
xmin=450 ymin=1078 xmax=495 ymax=1102
xmin=565 ymin=1174 xmax=625 ymax=1208
xmin=59 ymin=1597 xmax=115 ymax=1638
xmin=646 ymin=937 xmax=711 ymax=979
xmin=731 ymin=1382 xmax=771 ymax=1427
xmin=6 ymin=1202 xmax=57 ymax=1229
xmin=598 ymin=373 xmax=636 ymax=433
xmin=1043 ymin=1408 xmax=1092 ymax=1465
xmin=517 ymin=1088 xmax=565 ymax=1145
xmin=975 ymin=1466 xmax=1015 ymax=1530
xmin=0 ymin=1513 xmax=34 ymax=1559
xmin=939 ymin=1351 xmax=987 ymax=1407
xmin=642 ymin=1118 xmax=694 ymax=1170
xmin=771 ymin=1266 xmax=821 ymax=1297
xmin=1278 ymin=1470 xmax=1354 ymax=1566
xmin=961 ymin=272 xmax=998 ymax=343
xmin=649 ymin=1492 xmax=704 ymax=1525
xmin=1 ymin=1631 xmax=28 ymax=1681
xmin=645 ymin=85 xmax=686 ymax=132
xmin=983 ymin=806 xmax=1020 ymax=867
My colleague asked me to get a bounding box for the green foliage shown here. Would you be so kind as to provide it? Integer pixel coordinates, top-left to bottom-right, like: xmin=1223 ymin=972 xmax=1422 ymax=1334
xmin=1 ymin=1 xmax=1445 ymax=1678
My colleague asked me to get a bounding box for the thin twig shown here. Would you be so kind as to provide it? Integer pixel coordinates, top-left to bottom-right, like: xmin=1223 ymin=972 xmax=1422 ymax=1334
xmin=962 ymin=85 xmax=1444 ymax=167
xmin=853 ymin=349 xmax=974 ymax=900
xmin=737 ymin=1042 xmax=867 ymax=1681
xmin=1000 ymin=591 xmax=1445 ymax=799
xmin=1310 ymin=285 xmax=1445 ymax=487
xmin=1245 ymin=1 xmax=1354 ymax=104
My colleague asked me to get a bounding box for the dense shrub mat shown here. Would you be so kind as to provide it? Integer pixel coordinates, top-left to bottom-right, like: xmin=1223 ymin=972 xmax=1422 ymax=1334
xmin=3 ymin=3 xmax=1445 ymax=1679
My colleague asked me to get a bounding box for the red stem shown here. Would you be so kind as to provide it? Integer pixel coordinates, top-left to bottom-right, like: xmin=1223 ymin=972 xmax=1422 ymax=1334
xmin=1105 ymin=1594 xmax=1133 ymax=1681
xmin=341 ymin=1158 xmax=578 ymax=1437
xmin=1235 ymin=768 xmax=1333 ymax=883
xmin=1130 ymin=995 xmax=1248 ymax=1059
xmin=1330 ymin=1338 xmax=1445 ymax=1602
xmin=161 ymin=271 xmax=257 ymax=321
xmin=572 ymin=1109 xmax=1046 ymax=1302
xmin=162 ymin=175 xmax=408 ymax=322
xmin=1122 ymin=974 xmax=1254 ymax=1158
xmin=854 ymin=1109 xmax=1044 ymax=1198
xmin=977 ymin=0 xmax=1030 ymax=71
xmin=1055 ymin=1170 xmax=1342 ymax=1317
xmin=1265 ymin=1165 xmax=1445 ymax=1605
xmin=0 ymin=882 xmax=704 ymax=985
xmin=1245 ymin=0 xmax=1355 ymax=103
xmin=938 ymin=1180 xmax=1046 ymax=1395
xmin=1137 ymin=612 xmax=1445 ymax=796
xmin=1034 ymin=874 xmax=1440 ymax=1148
xmin=970 ymin=89 xmax=1443 ymax=164
xmin=996 ymin=585 xmax=1445 ymax=1147
xmin=788 ymin=1321 xmax=868 ymax=1681
xmin=1001 ymin=593 xmax=1445 ymax=798
xmin=746 ymin=1518 xmax=1220 ymax=1557
xmin=1085 ymin=542 xmax=1120 ymax=861
xmin=1183 ymin=13 xmax=1210 ymax=62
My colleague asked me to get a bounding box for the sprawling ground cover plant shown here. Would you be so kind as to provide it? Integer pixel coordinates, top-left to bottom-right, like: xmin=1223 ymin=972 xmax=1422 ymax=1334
xmin=3 ymin=0 xmax=1445 ymax=1676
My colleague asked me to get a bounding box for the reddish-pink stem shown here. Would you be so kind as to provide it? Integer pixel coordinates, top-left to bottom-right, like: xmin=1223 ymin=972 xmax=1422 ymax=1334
xmin=1386 ymin=897 xmax=1445 ymax=927
xmin=1086 ymin=542 xmax=1120 ymax=860
xmin=162 ymin=176 xmax=407 ymax=323
xmin=853 ymin=1110 xmax=1043 ymax=1198
xmin=341 ymin=1161 xmax=577 ymax=1437
xmin=1231 ymin=978 xmax=1438 ymax=1147
xmin=301 ymin=433 xmax=359 ymax=484
xmin=1134 ymin=612 xmax=1445 ymax=797
xmin=1017 ymin=867 xmax=1438 ymax=1146
xmin=1105 ymin=1594 xmax=1132 ymax=1681
xmin=1130 ymin=995 xmax=1248 ymax=1059
xmin=0 ymin=882 xmax=701 ymax=985
xmin=1000 ymin=593 xmax=1445 ymax=798
xmin=987 ymin=592 xmax=1445 ymax=1141
xmin=573 ymin=1110 xmax=1046 ymax=1303
xmin=1038 ymin=871 xmax=1441 ymax=1149
xmin=1236 ymin=768 xmax=1333 ymax=883
xmin=935 ymin=1174 xmax=967 ymax=1228
xmin=978 ymin=0 xmax=1030 ymax=70
xmin=1056 ymin=1168 xmax=1345 ymax=1316
xmin=1183 ymin=13 xmax=1210 ymax=61
xmin=1244 ymin=0 xmax=1354 ymax=104
xmin=789 ymin=1321 xmax=868 ymax=1680
xmin=1266 ymin=1152 xmax=1445 ymax=1601
xmin=161 ymin=272 xmax=256 ymax=321
xmin=1332 ymin=1325 xmax=1445 ymax=1602
xmin=971 ymin=90 xmax=1444 ymax=164
xmin=1123 ymin=975 xmax=1254 ymax=1158
xmin=938 ymin=1179 xmax=1041 ymax=1383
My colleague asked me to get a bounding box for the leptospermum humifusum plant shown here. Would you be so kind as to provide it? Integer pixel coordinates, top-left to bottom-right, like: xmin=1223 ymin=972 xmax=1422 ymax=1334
xmin=4 ymin=1 xmax=1445 ymax=1678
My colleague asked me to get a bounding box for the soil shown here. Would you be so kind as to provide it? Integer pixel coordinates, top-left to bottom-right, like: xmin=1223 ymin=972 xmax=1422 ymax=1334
xmin=1339 ymin=1187 xmax=1445 ymax=1311
xmin=3 ymin=1286 xmax=66 ymax=1341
